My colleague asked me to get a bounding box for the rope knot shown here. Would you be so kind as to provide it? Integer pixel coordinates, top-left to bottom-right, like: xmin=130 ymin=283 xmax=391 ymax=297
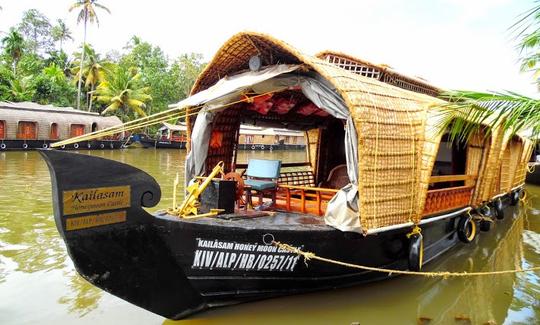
xmin=406 ymin=225 xmax=422 ymax=238
xmin=240 ymin=93 xmax=254 ymax=103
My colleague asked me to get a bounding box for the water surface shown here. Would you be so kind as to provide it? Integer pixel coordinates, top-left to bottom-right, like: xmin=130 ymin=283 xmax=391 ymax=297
xmin=0 ymin=149 xmax=538 ymax=324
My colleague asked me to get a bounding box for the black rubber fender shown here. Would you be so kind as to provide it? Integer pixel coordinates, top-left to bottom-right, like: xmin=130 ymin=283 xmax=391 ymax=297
xmin=479 ymin=218 xmax=492 ymax=232
xmin=510 ymin=190 xmax=520 ymax=206
xmin=457 ymin=215 xmax=477 ymax=243
xmin=492 ymin=198 xmax=504 ymax=220
xmin=408 ymin=233 xmax=423 ymax=272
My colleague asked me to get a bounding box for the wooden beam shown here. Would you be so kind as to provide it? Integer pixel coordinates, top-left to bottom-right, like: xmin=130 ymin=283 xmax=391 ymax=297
xmin=429 ymin=174 xmax=477 ymax=183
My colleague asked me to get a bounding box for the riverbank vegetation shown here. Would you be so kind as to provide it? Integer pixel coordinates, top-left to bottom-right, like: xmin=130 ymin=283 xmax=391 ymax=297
xmin=0 ymin=5 xmax=205 ymax=122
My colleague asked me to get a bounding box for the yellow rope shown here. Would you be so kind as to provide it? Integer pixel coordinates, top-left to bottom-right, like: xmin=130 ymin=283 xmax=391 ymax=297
xmin=527 ymin=163 xmax=536 ymax=174
xmin=50 ymin=91 xmax=275 ymax=148
xmin=406 ymin=225 xmax=422 ymax=238
xmin=272 ymin=241 xmax=540 ymax=278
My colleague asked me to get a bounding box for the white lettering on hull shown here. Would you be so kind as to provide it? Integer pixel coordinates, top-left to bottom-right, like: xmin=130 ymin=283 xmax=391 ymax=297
xmin=191 ymin=238 xmax=301 ymax=272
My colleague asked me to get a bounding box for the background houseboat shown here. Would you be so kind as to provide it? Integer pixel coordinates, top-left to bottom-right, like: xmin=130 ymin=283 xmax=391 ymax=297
xmin=138 ymin=122 xmax=187 ymax=149
xmin=0 ymin=101 xmax=125 ymax=150
xmin=526 ymin=143 xmax=540 ymax=185
xmin=39 ymin=32 xmax=535 ymax=320
xmin=238 ymin=125 xmax=305 ymax=150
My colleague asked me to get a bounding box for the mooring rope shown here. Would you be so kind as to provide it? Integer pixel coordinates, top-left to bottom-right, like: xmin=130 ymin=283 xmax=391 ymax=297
xmin=50 ymin=91 xmax=275 ymax=148
xmin=271 ymin=241 xmax=540 ymax=278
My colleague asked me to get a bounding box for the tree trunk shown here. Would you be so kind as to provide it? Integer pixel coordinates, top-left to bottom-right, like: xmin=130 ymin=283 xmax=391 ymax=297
xmin=88 ymin=83 xmax=95 ymax=112
xmin=76 ymin=10 xmax=88 ymax=111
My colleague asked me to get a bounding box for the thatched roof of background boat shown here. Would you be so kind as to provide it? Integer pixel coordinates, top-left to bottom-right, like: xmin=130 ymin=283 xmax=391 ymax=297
xmin=0 ymin=101 xmax=122 ymax=140
xmin=239 ymin=125 xmax=304 ymax=137
xmin=159 ymin=122 xmax=187 ymax=132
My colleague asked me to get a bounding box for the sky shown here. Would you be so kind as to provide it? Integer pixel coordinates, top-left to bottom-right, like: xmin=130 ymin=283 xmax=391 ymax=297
xmin=0 ymin=0 xmax=538 ymax=97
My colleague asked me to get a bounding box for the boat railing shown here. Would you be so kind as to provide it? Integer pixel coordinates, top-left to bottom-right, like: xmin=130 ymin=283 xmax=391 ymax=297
xmin=236 ymin=162 xmax=314 ymax=187
xmin=276 ymin=184 xmax=338 ymax=216
xmin=423 ymin=173 xmax=476 ymax=216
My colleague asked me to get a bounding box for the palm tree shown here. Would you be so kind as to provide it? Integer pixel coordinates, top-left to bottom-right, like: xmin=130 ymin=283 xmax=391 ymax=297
xmin=71 ymin=44 xmax=110 ymax=111
xmin=1 ymin=76 xmax=35 ymax=101
xmin=51 ymin=19 xmax=73 ymax=52
xmin=69 ymin=0 xmax=110 ymax=110
xmin=1 ymin=28 xmax=25 ymax=73
xmin=438 ymin=2 xmax=540 ymax=141
xmin=95 ymin=66 xmax=152 ymax=120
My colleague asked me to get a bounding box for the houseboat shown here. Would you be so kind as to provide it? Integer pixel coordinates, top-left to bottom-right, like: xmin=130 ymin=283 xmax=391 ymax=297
xmin=238 ymin=125 xmax=305 ymax=150
xmin=0 ymin=101 xmax=125 ymax=150
xmin=138 ymin=122 xmax=187 ymax=149
xmin=39 ymin=32 xmax=535 ymax=320
xmin=526 ymin=143 xmax=540 ymax=185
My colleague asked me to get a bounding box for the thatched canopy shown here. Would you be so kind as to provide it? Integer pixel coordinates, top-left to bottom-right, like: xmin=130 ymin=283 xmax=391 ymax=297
xmin=188 ymin=32 xmax=451 ymax=231
xmin=187 ymin=32 xmax=529 ymax=232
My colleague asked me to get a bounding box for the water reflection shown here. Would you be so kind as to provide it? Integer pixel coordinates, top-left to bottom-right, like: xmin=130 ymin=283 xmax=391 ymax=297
xmin=0 ymin=149 xmax=538 ymax=324
xmin=57 ymin=268 xmax=103 ymax=316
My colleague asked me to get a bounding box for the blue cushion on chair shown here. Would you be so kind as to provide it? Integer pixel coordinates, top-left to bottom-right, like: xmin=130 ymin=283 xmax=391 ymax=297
xmin=245 ymin=179 xmax=277 ymax=191
xmin=246 ymin=159 xmax=282 ymax=179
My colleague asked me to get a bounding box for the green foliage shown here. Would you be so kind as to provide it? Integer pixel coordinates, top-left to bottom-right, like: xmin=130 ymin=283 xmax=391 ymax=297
xmin=1 ymin=28 xmax=25 ymax=71
xmin=437 ymin=2 xmax=540 ymax=141
xmin=438 ymin=90 xmax=540 ymax=142
xmin=51 ymin=19 xmax=73 ymax=51
xmin=18 ymin=9 xmax=53 ymax=54
xmin=69 ymin=0 xmax=111 ymax=26
xmin=31 ymin=67 xmax=77 ymax=106
xmin=72 ymin=44 xmax=110 ymax=89
xmin=95 ymin=65 xmax=152 ymax=120
xmin=118 ymin=37 xmax=205 ymax=116
xmin=45 ymin=50 xmax=71 ymax=77
xmin=0 ymin=8 xmax=205 ymax=121
xmin=0 ymin=76 xmax=35 ymax=101
xmin=16 ymin=52 xmax=44 ymax=76
xmin=171 ymin=53 xmax=206 ymax=98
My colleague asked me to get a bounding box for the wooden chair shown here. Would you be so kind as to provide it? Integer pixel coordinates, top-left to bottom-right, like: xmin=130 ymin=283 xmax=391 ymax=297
xmin=244 ymin=159 xmax=282 ymax=209
xmin=319 ymin=164 xmax=349 ymax=189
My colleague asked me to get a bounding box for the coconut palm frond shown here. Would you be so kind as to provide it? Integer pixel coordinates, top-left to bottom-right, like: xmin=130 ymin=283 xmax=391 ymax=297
xmin=94 ymin=2 xmax=111 ymax=14
xmin=437 ymin=90 xmax=540 ymax=143
xmin=509 ymin=2 xmax=540 ymax=37
xmin=101 ymin=101 xmax=121 ymax=114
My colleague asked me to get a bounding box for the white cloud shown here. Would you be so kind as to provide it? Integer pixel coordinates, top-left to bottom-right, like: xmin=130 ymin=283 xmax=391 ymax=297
xmin=0 ymin=0 xmax=537 ymax=97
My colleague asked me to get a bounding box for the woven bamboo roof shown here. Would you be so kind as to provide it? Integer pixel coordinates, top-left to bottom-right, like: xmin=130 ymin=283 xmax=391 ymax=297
xmin=0 ymin=101 xmax=122 ymax=126
xmin=0 ymin=101 xmax=100 ymax=116
xmin=315 ymin=50 xmax=442 ymax=97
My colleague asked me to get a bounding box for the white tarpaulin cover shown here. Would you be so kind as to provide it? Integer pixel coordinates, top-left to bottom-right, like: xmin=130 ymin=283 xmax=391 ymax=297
xmin=183 ymin=65 xmax=362 ymax=233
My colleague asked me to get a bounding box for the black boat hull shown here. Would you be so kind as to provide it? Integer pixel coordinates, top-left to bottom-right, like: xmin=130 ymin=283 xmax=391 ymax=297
xmin=38 ymin=150 xmax=521 ymax=320
xmin=139 ymin=138 xmax=186 ymax=149
xmin=237 ymin=143 xmax=305 ymax=150
xmin=0 ymin=139 xmax=125 ymax=150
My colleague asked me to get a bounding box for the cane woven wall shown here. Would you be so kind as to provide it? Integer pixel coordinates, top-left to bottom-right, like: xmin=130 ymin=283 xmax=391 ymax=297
xmin=495 ymin=136 xmax=522 ymax=195
xmin=514 ymin=138 xmax=534 ymax=187
xmin=204 ymin=108 xmax=241 ymax=174
xmin=306 ymin=129 xmax=320 ymax=181
xmin=470 ymin=126 xmax=504 ymax=205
